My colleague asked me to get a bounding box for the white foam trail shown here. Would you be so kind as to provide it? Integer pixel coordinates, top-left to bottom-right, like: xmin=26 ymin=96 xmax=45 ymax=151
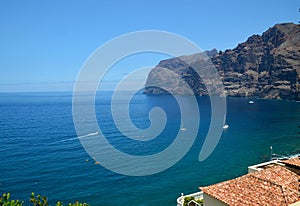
xmin=55 ymin=132 xmax=99 ymax=143
xmin=78 ymin=131 xmax=99 ymax=139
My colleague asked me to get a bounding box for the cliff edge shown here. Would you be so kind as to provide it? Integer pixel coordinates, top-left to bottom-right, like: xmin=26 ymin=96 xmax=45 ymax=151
xmin=144 ymin=23 xmax=300 ymax=100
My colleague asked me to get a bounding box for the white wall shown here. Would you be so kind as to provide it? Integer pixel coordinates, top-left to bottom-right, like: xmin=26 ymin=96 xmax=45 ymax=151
xmin=203 ymin=193 xmax=227 ymax=206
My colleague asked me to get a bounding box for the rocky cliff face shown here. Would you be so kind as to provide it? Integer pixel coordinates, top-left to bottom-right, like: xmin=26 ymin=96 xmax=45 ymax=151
xmin=144 ymin=23 xmax=300 ymax=100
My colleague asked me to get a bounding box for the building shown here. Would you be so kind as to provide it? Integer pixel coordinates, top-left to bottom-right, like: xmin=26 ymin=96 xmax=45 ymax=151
xmin=199 ymin=157 xmax=300 ymax=206
xmin=177 ymin=156 xmax=300 ymax=206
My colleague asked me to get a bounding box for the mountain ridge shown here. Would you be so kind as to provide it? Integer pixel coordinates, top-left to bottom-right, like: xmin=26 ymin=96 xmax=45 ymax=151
xmin=144 ymin=23 xmax=300 ymax=100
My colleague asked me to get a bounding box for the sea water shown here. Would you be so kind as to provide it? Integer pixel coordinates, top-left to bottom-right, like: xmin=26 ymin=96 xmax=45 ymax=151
xmin=0 ymin=92 xmax=300 ymax=205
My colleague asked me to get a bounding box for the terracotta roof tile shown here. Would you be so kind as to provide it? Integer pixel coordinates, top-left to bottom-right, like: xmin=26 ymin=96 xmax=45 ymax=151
xmin=282 ymin=156 xmax=300 ymax=168
xmin=200 ymin=166 xmax=300 ymax=206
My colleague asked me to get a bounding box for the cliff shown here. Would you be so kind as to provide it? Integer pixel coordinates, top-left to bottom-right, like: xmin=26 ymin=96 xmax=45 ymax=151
xmin=144 ymin=23 xmax=300 ymax=100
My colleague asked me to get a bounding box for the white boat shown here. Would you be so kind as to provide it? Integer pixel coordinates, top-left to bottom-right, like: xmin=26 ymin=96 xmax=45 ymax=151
xmin=180 ymin=127 xmax=187 ymax=131
xmin=249 ymin=100 xmax=254 ymax=104
xmin=223 ymin=124 xmax=229 ymax=129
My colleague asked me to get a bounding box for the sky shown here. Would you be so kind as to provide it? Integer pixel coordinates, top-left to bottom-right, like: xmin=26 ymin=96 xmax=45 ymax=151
xmin=0 ymin=0 xmax=299 ymax=92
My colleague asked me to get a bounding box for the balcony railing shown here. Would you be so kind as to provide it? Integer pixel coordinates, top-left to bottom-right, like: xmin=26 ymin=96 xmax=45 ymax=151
xmin=176 ymin=191 xmax=203 ymax=206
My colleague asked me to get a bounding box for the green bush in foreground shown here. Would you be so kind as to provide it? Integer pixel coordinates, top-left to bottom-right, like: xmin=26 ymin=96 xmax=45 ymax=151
xmin=0 ymin=193 xmax=23 ymax=206
xmin=0 ymin=193 xmax=89 ymax=206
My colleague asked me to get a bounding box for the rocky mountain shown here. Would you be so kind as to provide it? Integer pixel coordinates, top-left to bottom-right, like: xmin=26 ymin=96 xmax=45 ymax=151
xmin=144 ymin=23 xmax=300 ymax=100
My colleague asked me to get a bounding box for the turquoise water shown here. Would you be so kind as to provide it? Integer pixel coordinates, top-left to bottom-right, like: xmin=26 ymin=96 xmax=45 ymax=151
xmin=0 ymin=92 xmax=300 ymax=205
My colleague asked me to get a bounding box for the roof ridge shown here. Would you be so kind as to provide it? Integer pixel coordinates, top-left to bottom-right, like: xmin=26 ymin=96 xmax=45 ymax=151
xmin=249 ymin=172 xmax=300 ymax=205
xmin=281 ymin=184 xmax=300 ymax=198
xmin=281 ymin=184 xmax=288 ymax=205
xmin=248 ymin=175 xmax=288 ymax=205
xmin=200 ymin=165 xmax=300 ymax=206
xmin=280 ymin=184 xmax=300 ymax=205
xmin=249 ymin=166 xmax=299 ymax=189
xmin=248 ymin=173 xmax=283 ymax=189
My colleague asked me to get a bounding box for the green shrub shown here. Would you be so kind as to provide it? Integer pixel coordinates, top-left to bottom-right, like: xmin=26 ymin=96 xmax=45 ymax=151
xmin=0 ymin=193 xmax=89 ymax=206
xmin=30 ymin=192 xmax=48 ymax=206
xmin=0 ymin=193 xmax=23 ymax=206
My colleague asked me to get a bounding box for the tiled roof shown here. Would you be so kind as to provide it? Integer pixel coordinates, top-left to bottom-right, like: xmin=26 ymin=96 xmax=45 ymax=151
xmin=200 ymin=166 xmax=300 ymax=206
xmin=282 ymin=157 xmax=300 ymax=168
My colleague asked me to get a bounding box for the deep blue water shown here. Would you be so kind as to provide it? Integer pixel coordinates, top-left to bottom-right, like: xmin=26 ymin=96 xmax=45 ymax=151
xmin=0 ymin=92 xmax=300 ymax=205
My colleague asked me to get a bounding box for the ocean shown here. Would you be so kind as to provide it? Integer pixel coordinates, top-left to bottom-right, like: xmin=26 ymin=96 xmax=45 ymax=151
xmin=0 ymin=92 xmax=300 ymax=205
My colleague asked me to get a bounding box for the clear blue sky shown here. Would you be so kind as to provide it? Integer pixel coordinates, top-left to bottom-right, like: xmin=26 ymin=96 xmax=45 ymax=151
xmin=0 ymin=0 xmax=299 ymax=92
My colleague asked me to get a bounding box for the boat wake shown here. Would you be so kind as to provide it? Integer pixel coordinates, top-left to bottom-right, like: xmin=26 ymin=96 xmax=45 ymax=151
xmin=78 ymin=131 xmax=99 ymax=139
xmin=53 ymin=132 xmax=99 ymax=143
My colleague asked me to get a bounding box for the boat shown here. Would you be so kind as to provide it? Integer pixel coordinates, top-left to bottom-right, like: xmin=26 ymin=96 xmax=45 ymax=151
xmin=223 ymin=124 xmax=229 ymax=129
xmin=180 ymin=128 xmax=187 ymax=131
xmin=249 ymin=100 xmax=254 ymax=104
